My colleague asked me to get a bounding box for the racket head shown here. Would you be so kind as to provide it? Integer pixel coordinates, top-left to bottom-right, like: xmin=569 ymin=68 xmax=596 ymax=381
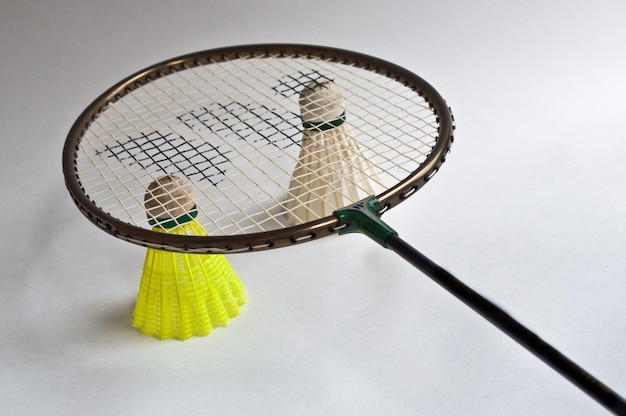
xmin=62 ymin=44 xmax=454 ymax=253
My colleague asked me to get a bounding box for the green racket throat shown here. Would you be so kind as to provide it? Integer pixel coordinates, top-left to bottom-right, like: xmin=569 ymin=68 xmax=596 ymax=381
xmin=334 ymin=196 xmax=398 ymax=248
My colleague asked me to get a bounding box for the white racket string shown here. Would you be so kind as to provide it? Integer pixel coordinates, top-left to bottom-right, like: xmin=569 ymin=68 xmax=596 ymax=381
xmin=65 ymin=45 xmax=453 ymax=251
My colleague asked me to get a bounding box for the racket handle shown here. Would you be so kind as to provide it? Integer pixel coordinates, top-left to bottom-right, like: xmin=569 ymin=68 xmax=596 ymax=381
xmin=385 ymin=234 xmax=626 ymax=415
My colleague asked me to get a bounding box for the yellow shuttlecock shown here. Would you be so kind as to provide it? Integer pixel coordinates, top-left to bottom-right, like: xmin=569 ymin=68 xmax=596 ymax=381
xmin=286 ymin=81 xmax=383 ymax=224
xmin=132 ymin=175 xmax=246 ymax=341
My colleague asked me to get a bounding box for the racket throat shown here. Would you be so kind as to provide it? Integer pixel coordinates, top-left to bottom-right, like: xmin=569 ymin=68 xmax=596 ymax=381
xmin=333 ymin=196 xmax=398 ymax=247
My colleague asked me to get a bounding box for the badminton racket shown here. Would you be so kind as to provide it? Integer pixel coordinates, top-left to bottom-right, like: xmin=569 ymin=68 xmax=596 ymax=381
xmin=62 ymin=44 xmax=625 ymax=414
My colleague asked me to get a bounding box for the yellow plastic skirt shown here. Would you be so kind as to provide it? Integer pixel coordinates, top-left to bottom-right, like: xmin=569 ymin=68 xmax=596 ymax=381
xmin=132 ymin=219 xmax=246 ymax=340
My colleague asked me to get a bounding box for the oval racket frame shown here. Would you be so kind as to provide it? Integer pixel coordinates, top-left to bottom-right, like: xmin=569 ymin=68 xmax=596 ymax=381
xmin=63 ymin=44 xmax=455 ymax=253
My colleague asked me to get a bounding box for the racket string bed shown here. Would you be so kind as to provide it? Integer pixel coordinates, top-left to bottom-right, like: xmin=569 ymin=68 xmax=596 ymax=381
xmin=69 ymin=49 xmax=443 ymax=244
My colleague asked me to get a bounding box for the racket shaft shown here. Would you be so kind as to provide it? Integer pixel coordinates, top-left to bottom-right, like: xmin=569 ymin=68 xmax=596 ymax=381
xmin=385 ymin=234 xmax=626 ymax=415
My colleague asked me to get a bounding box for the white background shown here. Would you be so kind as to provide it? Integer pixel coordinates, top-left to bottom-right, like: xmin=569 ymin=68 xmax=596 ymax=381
xmin=1 ymin=1 xmax=625 ymax=414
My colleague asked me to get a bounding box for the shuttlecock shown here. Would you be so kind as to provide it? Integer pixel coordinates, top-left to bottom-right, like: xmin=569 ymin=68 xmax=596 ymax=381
xmin=133 ymin=175 xmax=246 ymax=340
xmin=286 ymin=81 xmax=383 ymax=224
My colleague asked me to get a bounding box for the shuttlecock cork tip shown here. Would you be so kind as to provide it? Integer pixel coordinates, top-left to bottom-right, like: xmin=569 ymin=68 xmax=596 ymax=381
xmin=299 ymin=81 xmax=345 ymax=125
xmin=144 ymin=175 xmax=195 ymax=219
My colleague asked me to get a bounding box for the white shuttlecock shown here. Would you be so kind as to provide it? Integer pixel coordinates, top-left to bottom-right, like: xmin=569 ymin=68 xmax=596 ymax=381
xmin=286 ymin=81 xmax=383 ymax=224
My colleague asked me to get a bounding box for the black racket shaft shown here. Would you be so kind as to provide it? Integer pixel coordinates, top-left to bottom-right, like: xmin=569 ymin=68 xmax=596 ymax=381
xmin=335 ymin=197 xmax=626 ymax=415
xmin=386 ymin=234 xmax=626 ymax=415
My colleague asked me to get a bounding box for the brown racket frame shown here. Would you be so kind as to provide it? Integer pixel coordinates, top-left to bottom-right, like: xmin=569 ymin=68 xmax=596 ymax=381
xmin=62 ymin=43 xmax=454 ymax=253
